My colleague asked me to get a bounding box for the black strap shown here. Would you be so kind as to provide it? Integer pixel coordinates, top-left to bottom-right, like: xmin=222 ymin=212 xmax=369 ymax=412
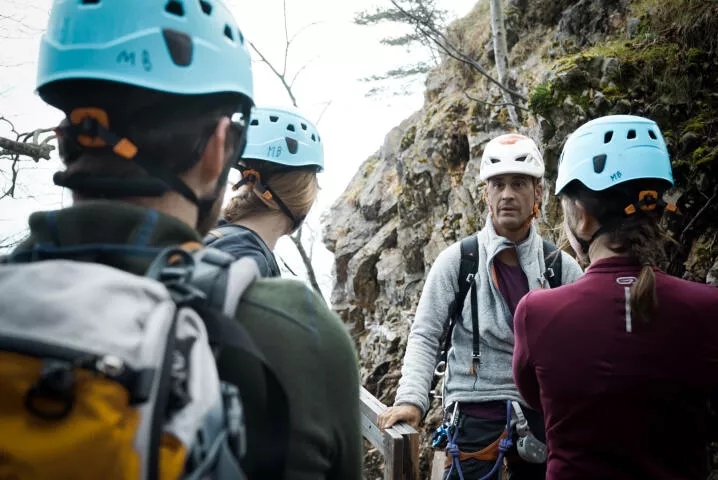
xmin=437 ymin=236 xmax=479 ymax=371
xmin=205 ymin=313 xmax=290 ymax=480
xmin=541 ymin=240 xmax=563 ymax=290
xmin=148 ymin=313 xmax=179 ymax=480
xmin=185 ymin=251 xmax=290 ymax=480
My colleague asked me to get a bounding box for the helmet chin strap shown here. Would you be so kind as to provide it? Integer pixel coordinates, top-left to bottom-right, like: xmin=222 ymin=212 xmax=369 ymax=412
xmin=570 ymin=220 xmax=616 ymax=261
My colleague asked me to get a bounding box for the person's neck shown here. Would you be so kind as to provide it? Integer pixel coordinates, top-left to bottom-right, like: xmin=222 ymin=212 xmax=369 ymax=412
xmin=492 ymin=219 xmax=530 ymax=244
xmin=587 ymin=234 xmax=628 ymax=263
xmin=130 ymin=192 xmax=198 ymax=229
xmin=492 ymin=220 xmax=531 ymax=266
xmin=233 ymin=214 xmax=289 ymax=250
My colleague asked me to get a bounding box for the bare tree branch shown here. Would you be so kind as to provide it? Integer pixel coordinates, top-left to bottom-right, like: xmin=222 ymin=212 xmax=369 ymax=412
xmin=464 ymin=90 xmax=531 ymax=112
xmin=289 ymin=229 xmax=322 ymax=294
xmin=282 ymin=0 xmax=290 ymax=78
xmin=681 ymin=185 xmax=718 ymax=239
xmin=0 ymin=118 xmax=56 ymax=199
xmin=289 ymin=60 xmax=315 ymax=89
xmin=387 ymin=0 xmax=528 ymax=102
xmin=315 ymin=100 xmax=333 ymax=126
xmin=249 ymin=41 xmax=299 ymax=108
xmin=0 ymin=136 xmax=54 ymax=160
xmin=288 ymin=21 xmax=323 ymax=45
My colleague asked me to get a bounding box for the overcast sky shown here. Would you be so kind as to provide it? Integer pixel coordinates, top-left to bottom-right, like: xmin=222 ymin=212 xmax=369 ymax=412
xmin=0 ymin=0 xmax=477 ymax=299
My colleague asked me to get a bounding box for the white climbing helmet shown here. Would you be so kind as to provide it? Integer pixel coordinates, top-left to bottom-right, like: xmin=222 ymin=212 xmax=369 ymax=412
xmin=479 ymin=134 xmax=545 ymax=181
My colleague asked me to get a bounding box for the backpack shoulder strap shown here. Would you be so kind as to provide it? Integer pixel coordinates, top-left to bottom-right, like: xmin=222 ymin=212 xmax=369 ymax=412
xmin=456 ymin=235 xmax=480 ymax=315
xmin=436 ymin=236 xmax=480 ymax=372
xmin=542 ymin=239 xmax=563 ymax=289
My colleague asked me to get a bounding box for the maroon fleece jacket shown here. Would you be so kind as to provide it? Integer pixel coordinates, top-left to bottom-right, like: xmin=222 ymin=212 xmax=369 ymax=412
xmin=513 ymin=257 xmax=718 ymax=480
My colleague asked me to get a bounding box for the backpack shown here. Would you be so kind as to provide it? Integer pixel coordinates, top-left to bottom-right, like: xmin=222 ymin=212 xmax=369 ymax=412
xmin=435 ymin=236 xmax=563 ymax=376
xmin=0 ymin=243 xmax=289 ymax=480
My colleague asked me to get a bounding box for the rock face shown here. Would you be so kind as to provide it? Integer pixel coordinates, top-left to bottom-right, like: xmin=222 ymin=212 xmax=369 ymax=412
xmin=323 ymin=1 xmax=718 ymax=478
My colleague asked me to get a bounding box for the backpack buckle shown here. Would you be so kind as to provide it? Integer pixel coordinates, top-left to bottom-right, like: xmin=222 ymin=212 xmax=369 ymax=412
xmin=24 ymin=361 xmax=76 ymax=420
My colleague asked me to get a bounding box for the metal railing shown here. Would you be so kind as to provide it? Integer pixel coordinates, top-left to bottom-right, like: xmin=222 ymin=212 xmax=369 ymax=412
xmin=360 ymin=387 xmax=420 ymax=479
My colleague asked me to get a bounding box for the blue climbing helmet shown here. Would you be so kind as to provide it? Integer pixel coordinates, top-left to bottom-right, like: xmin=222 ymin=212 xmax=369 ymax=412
xmin=555 ymin=115 xmax=674 ymax=195
xmin=37 ymin=0 xmax=252 ymax=99
xmin=240 ymin=107 xmax=324 ymax=171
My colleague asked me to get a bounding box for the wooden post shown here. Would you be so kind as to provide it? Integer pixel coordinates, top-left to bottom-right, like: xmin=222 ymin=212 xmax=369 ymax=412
xmin=360 ymin=387 xmax=420 ymax=479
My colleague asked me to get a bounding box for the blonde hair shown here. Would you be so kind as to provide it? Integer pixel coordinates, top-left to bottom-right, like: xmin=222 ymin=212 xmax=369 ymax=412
xmin=223 ymin=159 xmax=319 ymax=227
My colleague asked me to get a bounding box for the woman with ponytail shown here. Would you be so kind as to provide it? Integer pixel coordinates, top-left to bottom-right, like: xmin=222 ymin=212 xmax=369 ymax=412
xmin=204 ymin=106 xmax=322 ymax=277
xmin=512 ymin=115 xmax=718 ymax=480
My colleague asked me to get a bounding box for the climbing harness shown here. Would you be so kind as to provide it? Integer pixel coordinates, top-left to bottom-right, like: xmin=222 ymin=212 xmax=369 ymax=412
xmin=437 ymin=402 xmax=514 ymax=480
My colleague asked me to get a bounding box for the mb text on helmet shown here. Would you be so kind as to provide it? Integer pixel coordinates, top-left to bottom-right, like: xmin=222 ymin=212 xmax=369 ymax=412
xmin=479 ymin=134 xmax=546 ymax=239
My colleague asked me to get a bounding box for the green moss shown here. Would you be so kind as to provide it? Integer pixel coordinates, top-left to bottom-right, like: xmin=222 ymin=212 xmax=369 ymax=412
xmin=687 ymin=48 xmax=705 ymax=67
xmin=601 ymin=84 xmax=622 ymax=100
xmin=693 ymin=146 xmax=718 ymax=166
xmin=528 ymin=82 xmax=558 ymax=117
xmin=417 ymin=157 xmax=428 ymax=164
xmin=400 ymin=125 xmax=417 ymax=151
xmin=580 ymin=41 xmax=679 ymax=71
xmin=683 ymin=115 xmax=708 ymax=135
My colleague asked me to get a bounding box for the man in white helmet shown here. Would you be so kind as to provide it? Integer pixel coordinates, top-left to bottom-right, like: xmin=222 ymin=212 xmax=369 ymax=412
xmin=378 ymin=134 xmax=583 ymax=479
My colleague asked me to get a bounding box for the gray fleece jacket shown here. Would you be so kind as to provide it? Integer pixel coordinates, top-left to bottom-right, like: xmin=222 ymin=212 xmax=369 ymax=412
xmin=395 ymin=217 xmax=583 ymax=415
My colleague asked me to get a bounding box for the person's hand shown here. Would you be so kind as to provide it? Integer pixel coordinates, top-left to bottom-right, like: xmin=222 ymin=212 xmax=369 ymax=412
xmin=377 ymin=404 xmax=422 ymax=432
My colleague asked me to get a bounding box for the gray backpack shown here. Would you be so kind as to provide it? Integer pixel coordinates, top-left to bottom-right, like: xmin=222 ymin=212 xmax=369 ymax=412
xmin=0 ymin=245 xmax=289 ymax=480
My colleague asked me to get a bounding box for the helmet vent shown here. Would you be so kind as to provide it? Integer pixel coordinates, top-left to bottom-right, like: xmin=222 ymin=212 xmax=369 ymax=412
xmin=269 ymin=115 xmax=279 ymax=123
xmin=199 ymin=0 xmax=212 ymax=15
xmin=490 ymin=157 xmax=501 ymax=164
xmin=163 ymin=29 xmax=193 ymax=67
xmin=81 ymin=0 xmax=100 ymax=4
xmin=604 ymin=131 xmax=613 ymax=144
xmin=287 ymin=124 xmax=296 ymax=132
xmin=286 ymin=137 xmax=299 ymax=154
xmin=648 ymin=129 xmax=658 ymax=140
xmin=311 ymin=134 xmax=316 ymax=141
xmin=223 ymin=25 xmax=234 ymax=41
xmin=301 ymin=123 xmax=308 ymax=131
xmin=593 ymin=154 xmax=607 ymax=174
xmin=250 ymin=119 xmax=259 ymax=126
xmin=238 ymin=29 xmax=244 ymax=45
xmin=627 ymin=129 xmax=637 ymax=140
xmin=165 ymin=0 xmax=185 ymax=16
xmin=515 ymin=155 xmax=527 ymax=162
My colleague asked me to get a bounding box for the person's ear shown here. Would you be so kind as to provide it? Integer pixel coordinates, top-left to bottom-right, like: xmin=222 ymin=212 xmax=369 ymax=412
xmin=534 ymin=180 xmax=544 ymax=204
xmin=195 ymin=117 xmax=230 ymax=195
xmin=572 ymin=200 xmax=600 ymax=238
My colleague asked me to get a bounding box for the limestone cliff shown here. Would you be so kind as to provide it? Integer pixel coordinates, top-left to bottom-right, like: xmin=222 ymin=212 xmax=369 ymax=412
xmin=323 ymin=0 xmax=718 ymax=477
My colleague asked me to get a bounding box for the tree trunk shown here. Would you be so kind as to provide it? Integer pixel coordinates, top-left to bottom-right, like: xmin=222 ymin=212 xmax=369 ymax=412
xmin=290 ymin=228 xmax=323 ymax=297
xmin=489 ymin=0 xmax=519 ymax=128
